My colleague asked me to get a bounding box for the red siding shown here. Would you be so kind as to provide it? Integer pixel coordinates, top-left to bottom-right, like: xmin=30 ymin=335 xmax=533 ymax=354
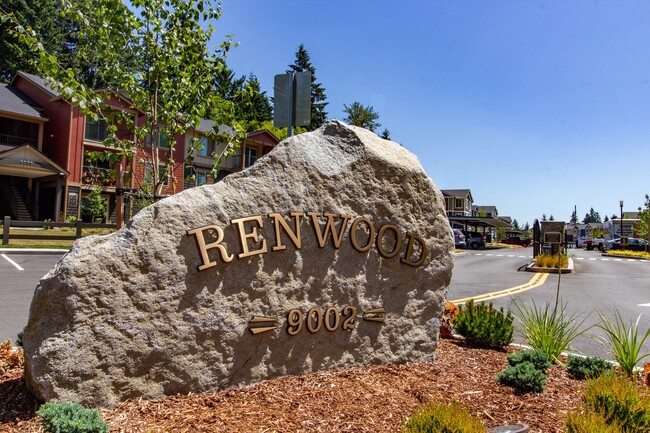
xmin=14 ymin=77 xmax=72 ymax=172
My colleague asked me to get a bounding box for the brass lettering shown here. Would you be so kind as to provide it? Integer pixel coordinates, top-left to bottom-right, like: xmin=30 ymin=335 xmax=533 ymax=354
xmin=376 ymin=224 xmax=403 ymax=258
xmin=307 ymin=212 xmax=350 ymax=249
xmin=401 ymin=232 xmax=428 ymax=267
xmin=269 ymin=212 xmax=304 ymax=251
xmin=231 ymin=215 xmax=268 ymax=259
xmin=350 ymin=217 xmax=375 ymax=252
xmin=187 ymin=225 xmax=234 ymax=271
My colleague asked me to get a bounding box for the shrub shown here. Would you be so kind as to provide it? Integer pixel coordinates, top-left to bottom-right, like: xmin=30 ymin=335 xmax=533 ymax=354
xmin=452 ymin=299 xmax=514 ymax=349
xmin=514 ymin=299 xmax=589 ymax=363
xmin=583 ymin=373 xmax=650 ymax=432
xmin=566 ymin=410 xmax=621 ymax=433
xmin=534 ymin=253 xmax=568 ymax=268
xmin=496 ymin=361 xmax=547 ymax=393
xmin=403 ymin=401 xmax=484 ymax=433
xmin=596 ymin=309 xmax=650 ymax=379
xmin=65 ymin=215 xmax=78 ymax=224
xmin=567 ymin=355 xmax=612 ymax=380
xmin=507 ymin=349 xmax=552 ymax=372
xmin=37 ymin=402 xmax=109 ymax=433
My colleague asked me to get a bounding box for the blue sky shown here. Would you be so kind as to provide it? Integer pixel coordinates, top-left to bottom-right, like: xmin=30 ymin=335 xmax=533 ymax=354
xmin=214 ymin=1 xmax=650 ymax=227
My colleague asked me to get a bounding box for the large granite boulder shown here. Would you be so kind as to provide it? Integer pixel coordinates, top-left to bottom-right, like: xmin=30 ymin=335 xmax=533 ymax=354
xmin=23 ymin=121 xmax=454 ymax=408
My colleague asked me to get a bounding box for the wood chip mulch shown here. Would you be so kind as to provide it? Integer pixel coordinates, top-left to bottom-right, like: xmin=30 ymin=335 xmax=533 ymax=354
xmin=0 ymin=338 xmax=585 ymax=433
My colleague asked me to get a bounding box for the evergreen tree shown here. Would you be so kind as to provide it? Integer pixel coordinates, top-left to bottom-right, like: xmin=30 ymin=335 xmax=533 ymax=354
xmin=343 ymin=101 xmax=381 ymax=132
xmin=380 ymin=128 xmax=391 ymax=140
xmin=512 ymin=219 xmax=521 ymax=230
xmin=523 ymin=222 xmax=530 ymax=231
xmin=604 ymin=215 xmax=609 ymax=222
xmin=214 ymin=63 xmax=246 ymax=101
xmin=542 ymin=214 xmax=547 ymax=221
xmin=0 ymin=0 xmax=66 ymax=82
xmin=287 ymin=44 xmax=328 ymax=130
xmin=583 ymin=207 xmax=602 ymax=224
xmin=570 ymin=209 xmax=578 ymax=224
xmin=549 ymin=214 xmax=555 ymax=221
xmin=234 ymin=73 xmax=272 ymax=127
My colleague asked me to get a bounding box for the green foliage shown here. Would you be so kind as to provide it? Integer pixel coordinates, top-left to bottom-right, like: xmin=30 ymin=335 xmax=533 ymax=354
xmin=380 ymin=128 xmax=391 ymax=140
xmin=514 ymin=299 xmax=589 ymax=363
xmin=533 ymin=253 xmax=568 ymax=268
xmin=81 ymin=187 xmax=106 ymax=222
xmin=567 ymin=355 xmax=613 ymax=380
xmin=403 ymin=402 xmax=484 ymax=433
xmin=287 ymin=44 xmax=328 ymax=130
xmin=2 ymin=0 xmax=242 ymax=197
xmin=582 ymin=373 xmax=650 ymax=432
xmin=496 ymin=361 xmax=547 ymax=393
xmin=65 ymin=215 xmax=78 ymax=224
xmin=342 ymin=101 xmax=381 ymax=132
xmin=583 ymin=207 xmax=602 ymax=224
xmin=507 ymin=349 xmax=552 ymax=372
xmin=37 ymin=402 xmax=109 ymax=433
xmin=452 ymin=299 xmax=514 ymax=349
xmin=15 ymin=330 xmax=22 ymax=347
xmin=596 ymin=309 xmax=650 ymax=379
xmin=566 ymin=410 xmax=621 ymax=433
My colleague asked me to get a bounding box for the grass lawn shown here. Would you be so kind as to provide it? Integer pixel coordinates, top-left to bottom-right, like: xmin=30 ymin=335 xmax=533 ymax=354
xmin=1 ymin=227 xmax=115 ymax=250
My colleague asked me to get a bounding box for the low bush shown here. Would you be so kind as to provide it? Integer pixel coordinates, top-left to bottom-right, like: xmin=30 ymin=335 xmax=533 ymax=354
xmin=403 ymin=401 xmax=484 ymax=433
xmin=567 ymin=355 xmax=612 ymax=380
xmin=507 ymin=349 xmax=552 ymax=372
xmin=583 ymin=373 xmax=650 ymax=432
xmin=452 ymin=299 xmax=514 ymax=349
xmin=566 ymin=410 xmax=621 ymax=433
xmin=496 ymin=361 xmax=547 ymax=394
xmin=37 ymin=402 xmax=109 ymax=433
xmin=534 ymin=253 xmax=568 ymax=268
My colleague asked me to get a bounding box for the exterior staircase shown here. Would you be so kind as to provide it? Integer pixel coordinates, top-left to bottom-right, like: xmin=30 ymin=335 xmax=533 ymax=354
xmin=1 ymin=180 xmax=34 ymax=220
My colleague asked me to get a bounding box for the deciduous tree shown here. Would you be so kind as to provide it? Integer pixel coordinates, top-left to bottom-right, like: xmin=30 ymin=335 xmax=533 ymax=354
xmin=2 ymin=0 xmax=240 ymax=197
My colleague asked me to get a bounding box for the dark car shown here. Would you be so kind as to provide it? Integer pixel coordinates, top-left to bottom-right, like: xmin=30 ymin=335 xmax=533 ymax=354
xmin=453 ymin=229 xmax=466 ymax=249
xmin=463 ymin=231 xmax=486 ymax=249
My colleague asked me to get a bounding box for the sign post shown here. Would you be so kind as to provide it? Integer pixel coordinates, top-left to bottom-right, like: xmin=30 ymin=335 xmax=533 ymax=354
xmin=274 ymin=72 xmax=311 ymax=137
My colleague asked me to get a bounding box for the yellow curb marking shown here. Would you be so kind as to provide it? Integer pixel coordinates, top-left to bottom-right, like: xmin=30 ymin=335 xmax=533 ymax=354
xmin=449 ymin=272 xmax=549 ymax=306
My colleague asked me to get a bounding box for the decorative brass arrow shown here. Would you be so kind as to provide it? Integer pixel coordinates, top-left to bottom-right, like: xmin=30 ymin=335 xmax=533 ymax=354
xmin=248 ymin=316 xmax=278 ymax=334
xmin=363 ymin=307 xmax=386 ymax=323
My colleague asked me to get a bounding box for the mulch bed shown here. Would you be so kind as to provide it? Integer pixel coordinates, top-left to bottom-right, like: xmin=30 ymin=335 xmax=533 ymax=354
xmin=0 ymin=338 xmax=585 ymax=432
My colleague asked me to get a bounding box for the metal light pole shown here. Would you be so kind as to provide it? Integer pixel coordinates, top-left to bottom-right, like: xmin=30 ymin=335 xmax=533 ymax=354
xmin=620 ymin=200 xmax=624 ymax=241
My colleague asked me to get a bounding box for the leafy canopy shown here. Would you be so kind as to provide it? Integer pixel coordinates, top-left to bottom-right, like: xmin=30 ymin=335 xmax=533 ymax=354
xmin=1 ymin=0 xmax=241 ymax=196
xmin=342 ymin=101 xmax=381 ymax=132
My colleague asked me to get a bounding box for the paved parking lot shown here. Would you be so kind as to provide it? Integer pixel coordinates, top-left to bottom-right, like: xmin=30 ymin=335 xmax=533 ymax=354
xmin=0 ymin=252 xmax=65 ymax=343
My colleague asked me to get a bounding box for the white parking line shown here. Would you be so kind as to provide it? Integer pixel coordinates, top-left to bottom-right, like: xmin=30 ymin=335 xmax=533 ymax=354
xmin=589 ymin=258 xmax=597 ymax=261
xmin=1 ymin=254 xmax=24 ymax=271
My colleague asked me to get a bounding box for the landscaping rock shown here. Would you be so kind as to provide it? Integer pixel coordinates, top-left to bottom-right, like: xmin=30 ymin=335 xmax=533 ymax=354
xmin=23 ymin=120 xmax=454 ymax=408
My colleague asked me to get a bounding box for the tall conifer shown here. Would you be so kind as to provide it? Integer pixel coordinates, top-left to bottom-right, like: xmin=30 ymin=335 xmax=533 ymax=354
xmin=287 ymin=44 xmax=328 ymax=130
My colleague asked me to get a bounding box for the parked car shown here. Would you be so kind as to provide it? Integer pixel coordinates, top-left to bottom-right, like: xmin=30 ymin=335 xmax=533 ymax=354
xmin=463 ymin=231 xmax=486 ymax=249
xmin=453 ymin=229 xmax=466 ymax=249
xmin=585 ymin=238 xmax=605 ymax=251
xmin=604 ymin=238 xmax=649 ymax=252
xmin=502 ymin=236 xmax=532 ymax=247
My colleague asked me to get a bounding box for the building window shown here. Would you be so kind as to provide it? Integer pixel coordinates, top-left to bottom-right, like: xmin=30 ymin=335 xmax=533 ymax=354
xmin=197 ymin=136 xmax=212 ymax=157
xmin=245 ymin=147 xmax=257 ymax=167
xmin=85 ymin=117 xmax=109 ymax=142
xmin=455 ymin=198 xmax=463 ymax=209
xmin=145 ymin=162 xmax=170 ymax=187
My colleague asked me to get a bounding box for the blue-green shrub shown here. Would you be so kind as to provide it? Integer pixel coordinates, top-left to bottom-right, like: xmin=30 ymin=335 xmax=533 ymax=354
xmin=37 ymin=402 xmax=109 ymax=433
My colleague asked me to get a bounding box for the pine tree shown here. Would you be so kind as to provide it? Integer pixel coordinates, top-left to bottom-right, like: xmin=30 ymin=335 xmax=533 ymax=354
xmin=214 ymin=63 xmax=246 ymax=101
xmin=0 ymin=0 xmax=66 ymax=82
xmin=583 ymin=208 xmax=602 ymax=224
xmin=343 ymin=101 xmax=381 ymax=132
xmin=570 ymin=209 xmax=578 ymax=224
xmin=234 ymin=74 xmax=272 ymax=128
xmin=287 ymin=44 xmax=328 ymax=130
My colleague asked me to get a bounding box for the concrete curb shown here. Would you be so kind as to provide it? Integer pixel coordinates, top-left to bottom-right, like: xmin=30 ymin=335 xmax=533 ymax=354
xmin=525 ymin=258 xmax=574 ymax=274
xmin=601 ymin=252 xmax=649 ymax=261
xmin=0 ymin=248 xmax=68 ymax=255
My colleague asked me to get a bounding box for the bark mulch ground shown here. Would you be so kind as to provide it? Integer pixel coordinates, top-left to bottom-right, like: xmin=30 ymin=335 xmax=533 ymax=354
xmin=0 ymin=338 xmax=585 ymax=433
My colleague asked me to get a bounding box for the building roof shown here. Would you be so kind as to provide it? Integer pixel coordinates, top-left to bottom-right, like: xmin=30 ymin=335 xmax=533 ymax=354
xmin=12 ymin=71 xmax=61 ymax=98
xmin=474 ymin=205 xmax=498 ymax=215
xmin=0 ymin=83 xmax=46 ymax=121
xmin=441 ymin=189 xmax=472 ymax=198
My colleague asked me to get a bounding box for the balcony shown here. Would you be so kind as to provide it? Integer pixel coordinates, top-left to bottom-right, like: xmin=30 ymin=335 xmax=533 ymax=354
xmin=0 ymin=134 xmax=37 ymax=147
xmin=82 ymin=166 xmax=116 ymax=187
xmin=221 ymin=154 xmax=258 ymax=171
